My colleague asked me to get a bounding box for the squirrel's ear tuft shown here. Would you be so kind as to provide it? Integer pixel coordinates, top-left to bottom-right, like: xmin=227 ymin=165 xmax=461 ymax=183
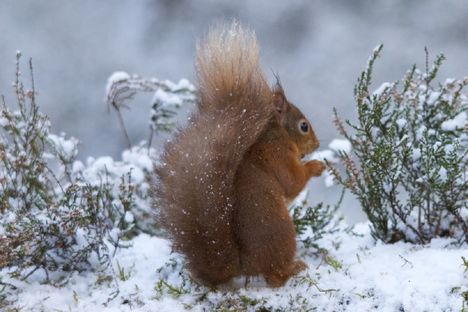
xmin=272 ymin=81 xmax=289 ymax=115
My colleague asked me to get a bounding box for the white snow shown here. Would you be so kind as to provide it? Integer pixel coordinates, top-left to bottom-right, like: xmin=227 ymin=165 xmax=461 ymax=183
xmin=48 ymin=133 xmax=79 ymax=160
xmin=310 ymin=149 xmax=337 ymax=162
xmin=411 ymin=148 xmax=421 ymax=162
xmin=328 ymin=139 xmax=352 ymax=154
xmin=0 ymin=114 xmax=8 ymax=127
xmin=438 ymin=167 xmax=448 ymax=181
xmin=106 ymin=71 xmax=131 ymax=95
xmin=396 ymin=118 xmax=407 ymax=129
xmin=323 ymin=170 xmax=335 ymax=187
xmin=124 ymin=211 xmax=135 ymax=224
xmin=169 ymin=78 xmax=196 ymax=92
xmin=373 ymin=82 xmax=394 ymax=96
xmin=441 ymin=111 xmax=467 ymax=131
xmin=122 ymin=148 xmax=154 ymax=172
xmin=80 ymin=145 xmax=155 ymax=186
xmin=153 ymin=89 xmax=183 ymax=106
xmin=445 ymin=78 xmax=456 ymax=86
xmin=2 ymin=222 xmax=466 ymax=311
xmin=427 ymin=91 xmax=441 ymax=105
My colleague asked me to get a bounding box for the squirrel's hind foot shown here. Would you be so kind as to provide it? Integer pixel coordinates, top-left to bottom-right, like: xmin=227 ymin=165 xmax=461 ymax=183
xmin=264 ymin=260 xmax=308 ymax=287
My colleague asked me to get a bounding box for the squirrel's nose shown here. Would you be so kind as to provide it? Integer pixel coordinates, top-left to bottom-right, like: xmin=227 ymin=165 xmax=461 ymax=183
xmin=310 ymin=140 xmax=319 ymax=150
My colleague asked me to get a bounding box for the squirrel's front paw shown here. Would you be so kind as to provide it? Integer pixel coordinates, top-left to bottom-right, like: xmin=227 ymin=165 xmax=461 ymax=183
xmin=305 ymin=160 xmax=326 ymax=177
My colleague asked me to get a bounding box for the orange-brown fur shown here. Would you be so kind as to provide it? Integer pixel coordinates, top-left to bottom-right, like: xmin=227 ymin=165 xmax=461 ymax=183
xmin=154 ymin=22 xmax=324 ymax=288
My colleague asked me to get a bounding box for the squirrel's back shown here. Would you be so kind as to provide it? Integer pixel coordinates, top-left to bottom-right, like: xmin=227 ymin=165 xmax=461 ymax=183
xmin=155 ymin=22 xmax=272 ymax=286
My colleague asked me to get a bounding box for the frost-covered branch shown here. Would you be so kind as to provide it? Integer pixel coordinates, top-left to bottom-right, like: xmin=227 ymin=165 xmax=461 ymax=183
xmin=105 ymin=72 xmax=196 ymax=147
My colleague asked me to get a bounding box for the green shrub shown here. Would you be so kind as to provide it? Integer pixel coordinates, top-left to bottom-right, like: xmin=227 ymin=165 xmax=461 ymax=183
xmin=329 ymin=45 xmax=467 ymax=244
xmin=290 ymin=189 xmax=345 ymax=251
xmin=0 ymin=54 xmax=142 ymax=284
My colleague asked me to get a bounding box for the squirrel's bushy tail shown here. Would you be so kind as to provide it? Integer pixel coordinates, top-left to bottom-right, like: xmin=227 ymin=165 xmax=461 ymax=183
xmin=155 ymin=22 xmax=272 ymax=285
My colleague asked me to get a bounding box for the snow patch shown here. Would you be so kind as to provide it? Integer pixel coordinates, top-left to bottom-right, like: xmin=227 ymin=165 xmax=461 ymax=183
xmin=48 ymin=133 xmax=79 ymax=160
xmin=396 ymin=118 xmax=407 ymax=128
xmin=0 ymin=114 xmax=8 ymax=127
xmin=328 ymin=139 xmax=352 ymax=154
xmin=310 ymin=149 xmax=337 ymax=162
xmin=441 ymin=111 xmax=467 ymax=131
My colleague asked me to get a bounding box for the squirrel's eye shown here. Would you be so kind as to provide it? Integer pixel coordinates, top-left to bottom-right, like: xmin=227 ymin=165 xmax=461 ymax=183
xmin=299 ymin=121 xmax=308 ymax=133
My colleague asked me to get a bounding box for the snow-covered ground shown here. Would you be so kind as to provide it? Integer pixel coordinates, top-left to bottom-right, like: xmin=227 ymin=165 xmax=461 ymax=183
xmin=3 ymin=221 xmax=466 ymax=311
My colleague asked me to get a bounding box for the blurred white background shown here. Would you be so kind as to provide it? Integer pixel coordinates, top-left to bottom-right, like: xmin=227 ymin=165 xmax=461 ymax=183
xmin=1 ymin=0 xmax=467 ymax=221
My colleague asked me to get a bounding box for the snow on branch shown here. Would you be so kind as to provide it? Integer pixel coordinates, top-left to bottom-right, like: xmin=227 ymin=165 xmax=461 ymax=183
xmin=105 ymin=72 xmax=196 ymax=147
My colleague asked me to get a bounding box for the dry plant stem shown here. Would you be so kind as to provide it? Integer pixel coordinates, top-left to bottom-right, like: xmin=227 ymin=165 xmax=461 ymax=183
xmin=115 ymin=107 xmax=132 ymax=148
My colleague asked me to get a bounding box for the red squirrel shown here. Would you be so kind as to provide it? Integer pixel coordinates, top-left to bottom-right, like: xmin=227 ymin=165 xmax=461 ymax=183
xmin=155 ymin=22 xmax=325 ymax=287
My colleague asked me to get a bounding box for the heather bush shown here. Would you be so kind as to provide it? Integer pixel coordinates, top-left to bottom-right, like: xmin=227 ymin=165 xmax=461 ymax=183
xmin=0 ymin=54 xmax=187 ymax=285
xmin=0 ymin=54 xmax=136 ymax=284
xmin=329 ymin=46 xmax=467 ymax=244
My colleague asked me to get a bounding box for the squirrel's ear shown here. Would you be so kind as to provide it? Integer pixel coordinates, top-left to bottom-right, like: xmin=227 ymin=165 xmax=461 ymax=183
xmin=272 ymin=82 xmax=289 ymax=115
